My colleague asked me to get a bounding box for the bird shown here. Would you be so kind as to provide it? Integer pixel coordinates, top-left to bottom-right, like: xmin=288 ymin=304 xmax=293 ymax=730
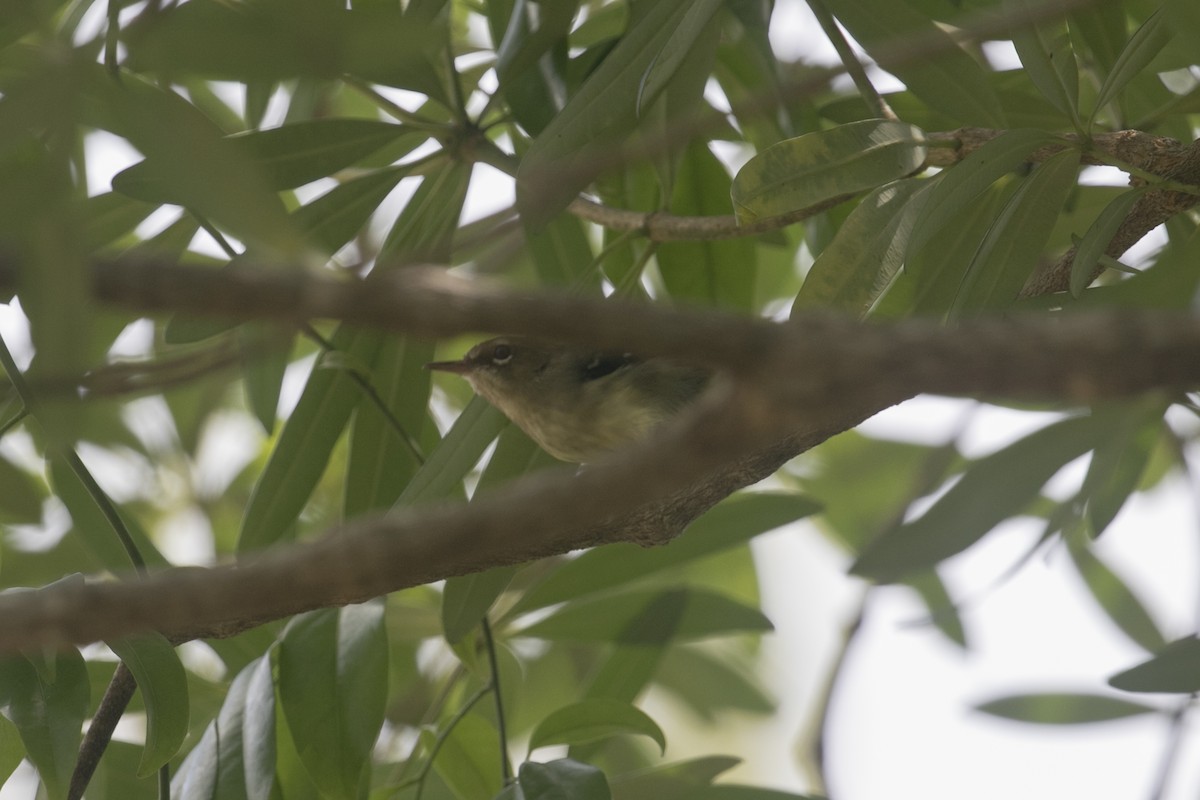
xmin=426 ymin=336 xmax=710 ymax=463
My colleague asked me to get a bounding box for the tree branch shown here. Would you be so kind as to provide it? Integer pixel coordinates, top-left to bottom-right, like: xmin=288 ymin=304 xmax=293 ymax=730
xmin=560 ymin=129 xmax=1196 ymax=246
xmin=1 ymin=260 xmax=1200 ymax=652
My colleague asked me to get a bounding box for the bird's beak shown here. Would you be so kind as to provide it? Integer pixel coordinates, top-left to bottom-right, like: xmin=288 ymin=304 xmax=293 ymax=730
xmin=425 ymin=358 xmax=473 ymax=375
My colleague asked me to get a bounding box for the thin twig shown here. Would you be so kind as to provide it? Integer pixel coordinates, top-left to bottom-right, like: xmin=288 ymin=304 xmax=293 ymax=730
xmin=480 ymin=618 xmax=512 ymax=785
xmin=300 ymin=324 xmax=426 ymax=467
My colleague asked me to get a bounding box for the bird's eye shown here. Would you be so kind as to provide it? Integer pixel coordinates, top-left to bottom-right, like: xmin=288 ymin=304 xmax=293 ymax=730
xmin=491 ymin=344 xmax=513 ymax=365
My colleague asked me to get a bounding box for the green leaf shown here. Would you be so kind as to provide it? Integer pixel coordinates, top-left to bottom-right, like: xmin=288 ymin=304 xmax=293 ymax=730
xmin=123 ymin=1 xmax=440 ymax=94
xmin=951 ymin=148 xmax=1080 ymax=314
xmin=1065 ymin=535 xmax=1168 ymax=654
xmin=975 ymin=691 xmax=1158 ymax=725
xmin=822 ymin=0 xmax=1005 ymax=126
xmin=655 ymin=646 xmax=774 ymax=720
xmin=514 ymin=493 xmax=818 ymax=613
xmin=1005 ymin=0 xmax=1081 ymax=128
xmin=344 ymin=336 xmax=435 ymax=517
xmin=1069 ymin=187 xmax=1148 ymax=297
xmin=519 ymin=588 xmax=773 ymax=643
xmin=0 ymin=453 xmax=43 ymax=523
xmin=238 ymin=326 xmax=383 ymax=552
xmin=527 ymin=213 xmax=601 ymax=288
xmin=443 ymin=565 xmax=518 ymax=645
xmin=696 ymin=788 xmax=840 ymax=799
xmin=279 ymin=602 xmax=388 ymax=799
xmin=432 ymin=712 xmax=505 ymax=800
xmin=93 ymin=72 xmax=299 ymax=254
xmin=242 ymin=656 xmax=278 ymax=800
xmin=240 ymin=325 xmax=292 ymax=434
xmin=173 ymin=657 xmax=255 ymax=799
xmin=607 ymin=755 xmax=741 ymax=800
xmin=107 ymin=633 xmax=190 ymax=776
xmin=908 ymin=129 xmax=1058 ymax=257
xmin=377 ymin=160 xmax=472 ymax=265
xmin=81 ymin=191 xmax=157 ymax=250
xmin=230 ymin=119 xmax=409 ymax=190
xmin=905 ymin=571 xmax=968 ymax=649
xmin=395 ymin=397 xmax=508 ymax=507
xmin=0 ymin=649 xmax=89 ymax=800
xmin=657 ymin=142 xmax=756 ymax=310
xmin=0 ymin=715 xmax=24 ymax=790
xmin=529 ymin=699 xmax=666 ymax=754
xmin=1109 ymin=636 xmax=1200 ymax=694
xmin=517 ymin=0 xmax=724 ymax=227
xmin=517 ymin=759 xmax=611 ymax=800
xmin=791 ymin=178 xmax=929 ymax=316
xmin=731 ymin=120 xmax=926 ymax=224
xmin=584 ymin=591 xmax=688 ymax=702
xmin=47 ymin=454 xmax=166 ymax=572
xmin=1091 ymin=9 xmax=1172 ymax=124
xmin=852 ymin=415 xmax=1100 ymax=582
xmin=292 ymin=166 xmax=410 ymax=256
xmin=1079 ymin=400 xmax=1167 ymax=537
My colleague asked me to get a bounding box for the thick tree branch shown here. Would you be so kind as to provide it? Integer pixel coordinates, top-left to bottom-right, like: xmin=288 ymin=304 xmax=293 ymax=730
xmin=1 ymin=260 xmax=1200 ymax=652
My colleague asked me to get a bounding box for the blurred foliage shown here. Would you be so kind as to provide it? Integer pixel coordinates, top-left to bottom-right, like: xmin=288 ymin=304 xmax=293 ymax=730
xmin=0 ymin=0 xmax=1197 ymax=798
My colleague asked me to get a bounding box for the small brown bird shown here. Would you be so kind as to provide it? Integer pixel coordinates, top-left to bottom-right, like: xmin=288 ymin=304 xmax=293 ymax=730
xmin=426 ymin=336 xmax=710 ymax=463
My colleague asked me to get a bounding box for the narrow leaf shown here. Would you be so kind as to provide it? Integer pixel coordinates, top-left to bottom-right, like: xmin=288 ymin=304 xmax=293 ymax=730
xmin=823 ymin=0 xmax=1005 ymax=126
xmin=231 ymin=119 xmax=409 ymax=190
xmin=1110 ymin=637 xmax=1200 ymax=693
xmin=518 ymin=759 xmax=611 ymax=800
xmin=1066 ymin=536 xmax=1168 ymax=653
xmin=1092 ymin=9 xmax=1172 ymax=122
xmin=238 ymin=326 xmax=383 ymax=552
xmin=517 ymin=0 xmax=723 ymax=227
xmin=395 ymin=397 xmax=508 ymax=507
xmin=279 ymin=603 xmax=389 ymax=799
xmin=519 ymin=588 xmax=773 ymax=643
xmin=1069 ymin=188 xmax=1147 ymax=297
xmin=514 ymin=493 xmax=818 ymax=613
xmin=1005 ymin=0 xmax=1081 ymax=127
xmin=432 ymin=713 xmax=504 ymax=800
xmin=852 ymin=416 xmax=1099 ymax=582
xmin=529 ymin=699 xmax=666 ymax=754
xmin=0 ymin=649 xmax=89 ymax=800
xmin=731 ymin=120 xmax=926 ymax=224
xmin=792 ymin=178 xmax=930 ymax=316
xmin=976 ymin=692 xmax=1158 ymax=724
xmin=107 ymin=633 xmax=190 ymax=776
xmin=951 ymin=148 xmax=1080 ymax=314
xmin=908 ymin=129 xmax=1058 ymax=256
xmin=442 ymin=566 xmax=518 ymax=645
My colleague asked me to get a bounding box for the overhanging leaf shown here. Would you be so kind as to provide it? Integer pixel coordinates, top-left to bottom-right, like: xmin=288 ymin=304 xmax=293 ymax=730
xmin=951 ymin=148 xmax=1080 ymax=314
xmin=238 ymin=326 xmax=383 ymax=552
xmin=908 ymin=128 xmax=1058 ymax=257
xmin=107 ymin=633 xmax=189 ymax=776
xmin=791 ymin=177 xmax=930 ymax=316
xmin=278 ymin=603 xmax=388 ymax=799
xmin=975 ymin=691 xmax=1158 ymax=724
xmin=519 ymin=588 xmax=773 ymax=643
xmin=731 ymin=120 xmax=926 ymax=224
xmin=517 ymin=759 xmax=611 ymax=800
xmin=1109 ymin=636 xmax=1200 ymax=693
xmin=1070 ymin=187 xmax=1148 ymax=297
xmin=513 ymin=493 xmax=817 ymax=613
xmin=852 ymin=415 xmax=1099 ymax=582
xmin=529 ymin=699 xmax=666 ymax=754
xmin=517 ymin=0 xmax=723 ymax=227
